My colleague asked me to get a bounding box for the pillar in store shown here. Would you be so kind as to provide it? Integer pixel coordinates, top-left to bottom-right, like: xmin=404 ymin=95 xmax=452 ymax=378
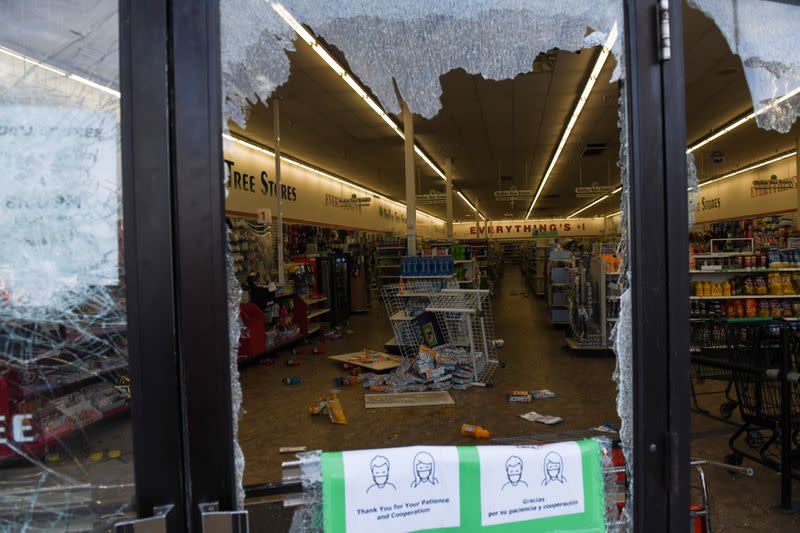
xmin=403 ymin=102 xmax=417 ymax=256
xmin=445 ymin=157 xmax=454 ymax=241
xmin=274 ymin=100 xmax=285 ymax=286
xmin=474 ymin=199 xmax=480 ymax=236
xmin=796 ymin=137 xmax=800 ymax=229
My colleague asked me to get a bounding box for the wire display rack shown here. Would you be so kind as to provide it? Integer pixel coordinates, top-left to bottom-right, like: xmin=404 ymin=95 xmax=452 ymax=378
xmin=381 ymin=279 xmax=499 ymax=385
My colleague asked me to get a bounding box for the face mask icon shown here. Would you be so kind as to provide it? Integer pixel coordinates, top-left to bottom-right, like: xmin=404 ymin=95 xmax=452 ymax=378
xmin=367 ymin=455 xmax=396 ymax=493
xmin=502 ymin=456 xmax=528 ymax=490
xmin=411 ymin=451 xmax=438 ymax=488
xmin=542 ymin=451 xmax=567 ymax=486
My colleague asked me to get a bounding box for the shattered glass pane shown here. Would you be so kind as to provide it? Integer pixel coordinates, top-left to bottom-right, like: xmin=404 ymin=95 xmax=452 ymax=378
xmin=1 ymin=1 xmax=133 ymax=530
xmin=688 ymin=0 xmax=800 ymax=133
xmin=221 ymin=0 xmax=633 ymax=529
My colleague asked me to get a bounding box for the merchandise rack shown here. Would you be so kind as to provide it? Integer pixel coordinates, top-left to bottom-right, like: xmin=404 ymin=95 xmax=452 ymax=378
xmin=375 ymin=239 xmax=406 ymax=286
xmin=381 ymin=280 xmax=499 ymax=384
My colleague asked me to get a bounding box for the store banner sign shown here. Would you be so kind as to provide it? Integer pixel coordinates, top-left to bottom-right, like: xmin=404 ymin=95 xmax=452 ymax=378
xmin=321 ymin=440 xmax=604 ymax=532
xmin=494 ymin=189 xmax=533 ymax=201
xmin=0 ymin=105 xmax=119 ymax=307
xmin=575 ymin=184 xmax=617 ymax=198
xmin=453 ymin=219 xmax=604 ymax=240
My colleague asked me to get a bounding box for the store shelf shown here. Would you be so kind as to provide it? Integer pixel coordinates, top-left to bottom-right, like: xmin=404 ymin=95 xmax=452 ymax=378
xmin=565 ymin=337 xmax=608 ymax=351
xmin=18 ymin=358 xmax=129 ymax=398
xmin=378 ymin=275 xmax=401 ymax=279
xmin=377 ymin=265 xmax=401 ymax=269
xmin=693 ymin=252 xmax=753 ymax=258
xmin=376 ymin=246 xmax=406 ymax=250
xmin=454 ymin=259 xmax=474 ymax=264
xmin=690 ymin=295 xmax=800 ymax=300
xmin=689 ymin=268 xmax=800 ymax=273
xmin=308 ymin=308 xmax=330 ymax=319
xmin=302 ymin=295 xmax=327 ymax=305
xmin=457 ymin=278 xmax=475 ymax=285
xmin=264 ymin=332 xmax=304 ymax=355
xmin=307 ymin=323 xmax=322 ymax=335
xmin=401 ymin=274 xmax=455 ymax=279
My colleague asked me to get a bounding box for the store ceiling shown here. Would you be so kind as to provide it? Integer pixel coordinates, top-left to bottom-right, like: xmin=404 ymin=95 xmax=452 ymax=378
xmin=230 ymin=1 xmax=799 ymax=222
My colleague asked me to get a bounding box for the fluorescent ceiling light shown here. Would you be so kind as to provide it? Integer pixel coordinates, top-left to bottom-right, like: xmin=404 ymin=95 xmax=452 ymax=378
xmin=565 ymin=184 xmax=622 ymax=219
xmin=0 ymin=44 xmax=120 ymax=97
xmin=568 ymin=194 xmax=611 ymax=218
xmin=687 ymin=86 xmax=800 ymax=154
xmin=525 ymin=22 xmax=618 ymax=219
xmin=270 ymin=2 xmax=483 ymax=218
xmin=223 ymin=133 xmax=445 ymax=224
xmin=697 ymin=150 xmax=796 ymax=189
xmin=1 ymin=42 xmax=448 ymax=226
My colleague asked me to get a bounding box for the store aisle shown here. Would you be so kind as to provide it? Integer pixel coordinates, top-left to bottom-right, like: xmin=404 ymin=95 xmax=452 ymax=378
xmin=238 ymin=266 xmax=618 ymax=484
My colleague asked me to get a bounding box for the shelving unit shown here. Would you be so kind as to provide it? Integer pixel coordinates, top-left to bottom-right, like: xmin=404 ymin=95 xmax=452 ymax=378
xmin=0 ymin=307 xmax=130 ymax=463
xmin=689 ymin=237 xmax=800 ymax=321
xmin=547 ymin=250 xmax=575 ymax=325
xmin=375 ymin=239 xmax=406 ymax=286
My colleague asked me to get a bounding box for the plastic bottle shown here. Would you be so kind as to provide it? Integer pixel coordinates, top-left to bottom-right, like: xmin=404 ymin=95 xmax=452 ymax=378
xmin=722 ymin=280 xmax=731 ymax=297
xmin=282 ymin=376 xmax=301 ymax=385
xmin=460 ymin=423 xmax=491 ymax=439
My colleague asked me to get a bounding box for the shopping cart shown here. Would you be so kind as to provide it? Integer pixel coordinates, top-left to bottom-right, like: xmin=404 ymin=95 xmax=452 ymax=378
xmin=719 ymin=322 xmax=799 ymax=470
xmin=690 ymin=320 xmax=738 ymax=421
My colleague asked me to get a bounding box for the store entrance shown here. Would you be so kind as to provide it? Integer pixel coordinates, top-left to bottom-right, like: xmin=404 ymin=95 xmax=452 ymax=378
xmin=222 ymin=2 xmax=628 ymax=515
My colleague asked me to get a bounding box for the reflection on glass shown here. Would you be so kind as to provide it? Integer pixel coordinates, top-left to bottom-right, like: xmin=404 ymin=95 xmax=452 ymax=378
xmin=0 ymin=2 xmax=133 ymax=529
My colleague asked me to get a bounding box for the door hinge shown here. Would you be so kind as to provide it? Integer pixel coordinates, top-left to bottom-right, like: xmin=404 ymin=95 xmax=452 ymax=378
xmin=657 ymin=0 xmax=672 ymax=61
xmin=115 ymin=504 xmax=173 ymax=533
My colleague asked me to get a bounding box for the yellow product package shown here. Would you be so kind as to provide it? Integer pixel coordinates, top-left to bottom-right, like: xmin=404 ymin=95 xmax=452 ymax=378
xmin=327 ymin=393 xmax=348 ymax=424
xmin=308 ymin=397 xmax=328 ymax=415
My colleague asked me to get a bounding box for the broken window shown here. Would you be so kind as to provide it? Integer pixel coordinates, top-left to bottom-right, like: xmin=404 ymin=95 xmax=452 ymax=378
xmin=0 ymin=1 xmax=132 ymax=529
xmin=221 ymin=0 xmax=633 ymax=530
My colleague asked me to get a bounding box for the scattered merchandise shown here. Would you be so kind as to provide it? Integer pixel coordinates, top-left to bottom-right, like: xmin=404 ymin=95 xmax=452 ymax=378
xmin=492 ymin=339 xmax=505 ymax=348
xmin=508 ymin=391 xmax=532 ymax=403
xmin=593 ymin=423 xmax=619 ymax=434
xmin=364 ymin=391 xmax=455 ymax=409
xmin=285 ymin=358 xmax=301 ymax=367
xmin=282 ymin=376 xmax=301 ymax=385
xmin=312 ymin=347 xmax=325 ymax=355
xmin=325 ymin=329 xmax=343 ymax=340
xmin=307 ymin=392 xmax=348 ymax=424
xmin=279 ymin=446 xmax=308 ymax=454
xmin=460 ymin=423 xmax=492 ymax=439
xmin=532 ymin=389 xmax=556 ymax=399
xmin=328 ymin=349 xmax=402 ymax=371
xmin=326 ymin=393 xmax=348 ymax=424
xmin=359 ymin=345 xmax=476 ymax=393
xmin=333 ymin=374 xmax=366 ymax=387
xmin=520 ymin=410 xmax=563 ymax=425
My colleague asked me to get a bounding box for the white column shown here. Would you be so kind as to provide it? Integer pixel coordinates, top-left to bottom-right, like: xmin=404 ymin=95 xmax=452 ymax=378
xmin=474 ymin=198 xmax=480 ymax=236
xmin=274 ymin=101 xmax=285 ymax=287
xmin=445 ymin=157 xmax=454 ymax=241
xmin=404 ymin=103 xmax=417 ymax=256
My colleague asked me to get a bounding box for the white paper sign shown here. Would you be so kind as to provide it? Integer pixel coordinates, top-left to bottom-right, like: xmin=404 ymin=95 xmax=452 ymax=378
xmin=342 ymin=446 xmax=460 ymax=533
xmin=477 ymin=443 xmax=584 ymax=526
xmin=0 ymin=105 xmax=119 ymax=307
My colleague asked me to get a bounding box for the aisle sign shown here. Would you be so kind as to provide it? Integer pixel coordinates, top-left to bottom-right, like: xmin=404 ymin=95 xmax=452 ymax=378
xmin=575 ymin=183 xmax=617 ymax=198
xmin=321 ymin=440 xmax=604 ymax=532
xmin=495 ymin=189 xmax=533 ymax=201
xmin=337 ymin=194 xmax=372 ymax=208
xmin=417 ymin=192 xmax=447 ymax=205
